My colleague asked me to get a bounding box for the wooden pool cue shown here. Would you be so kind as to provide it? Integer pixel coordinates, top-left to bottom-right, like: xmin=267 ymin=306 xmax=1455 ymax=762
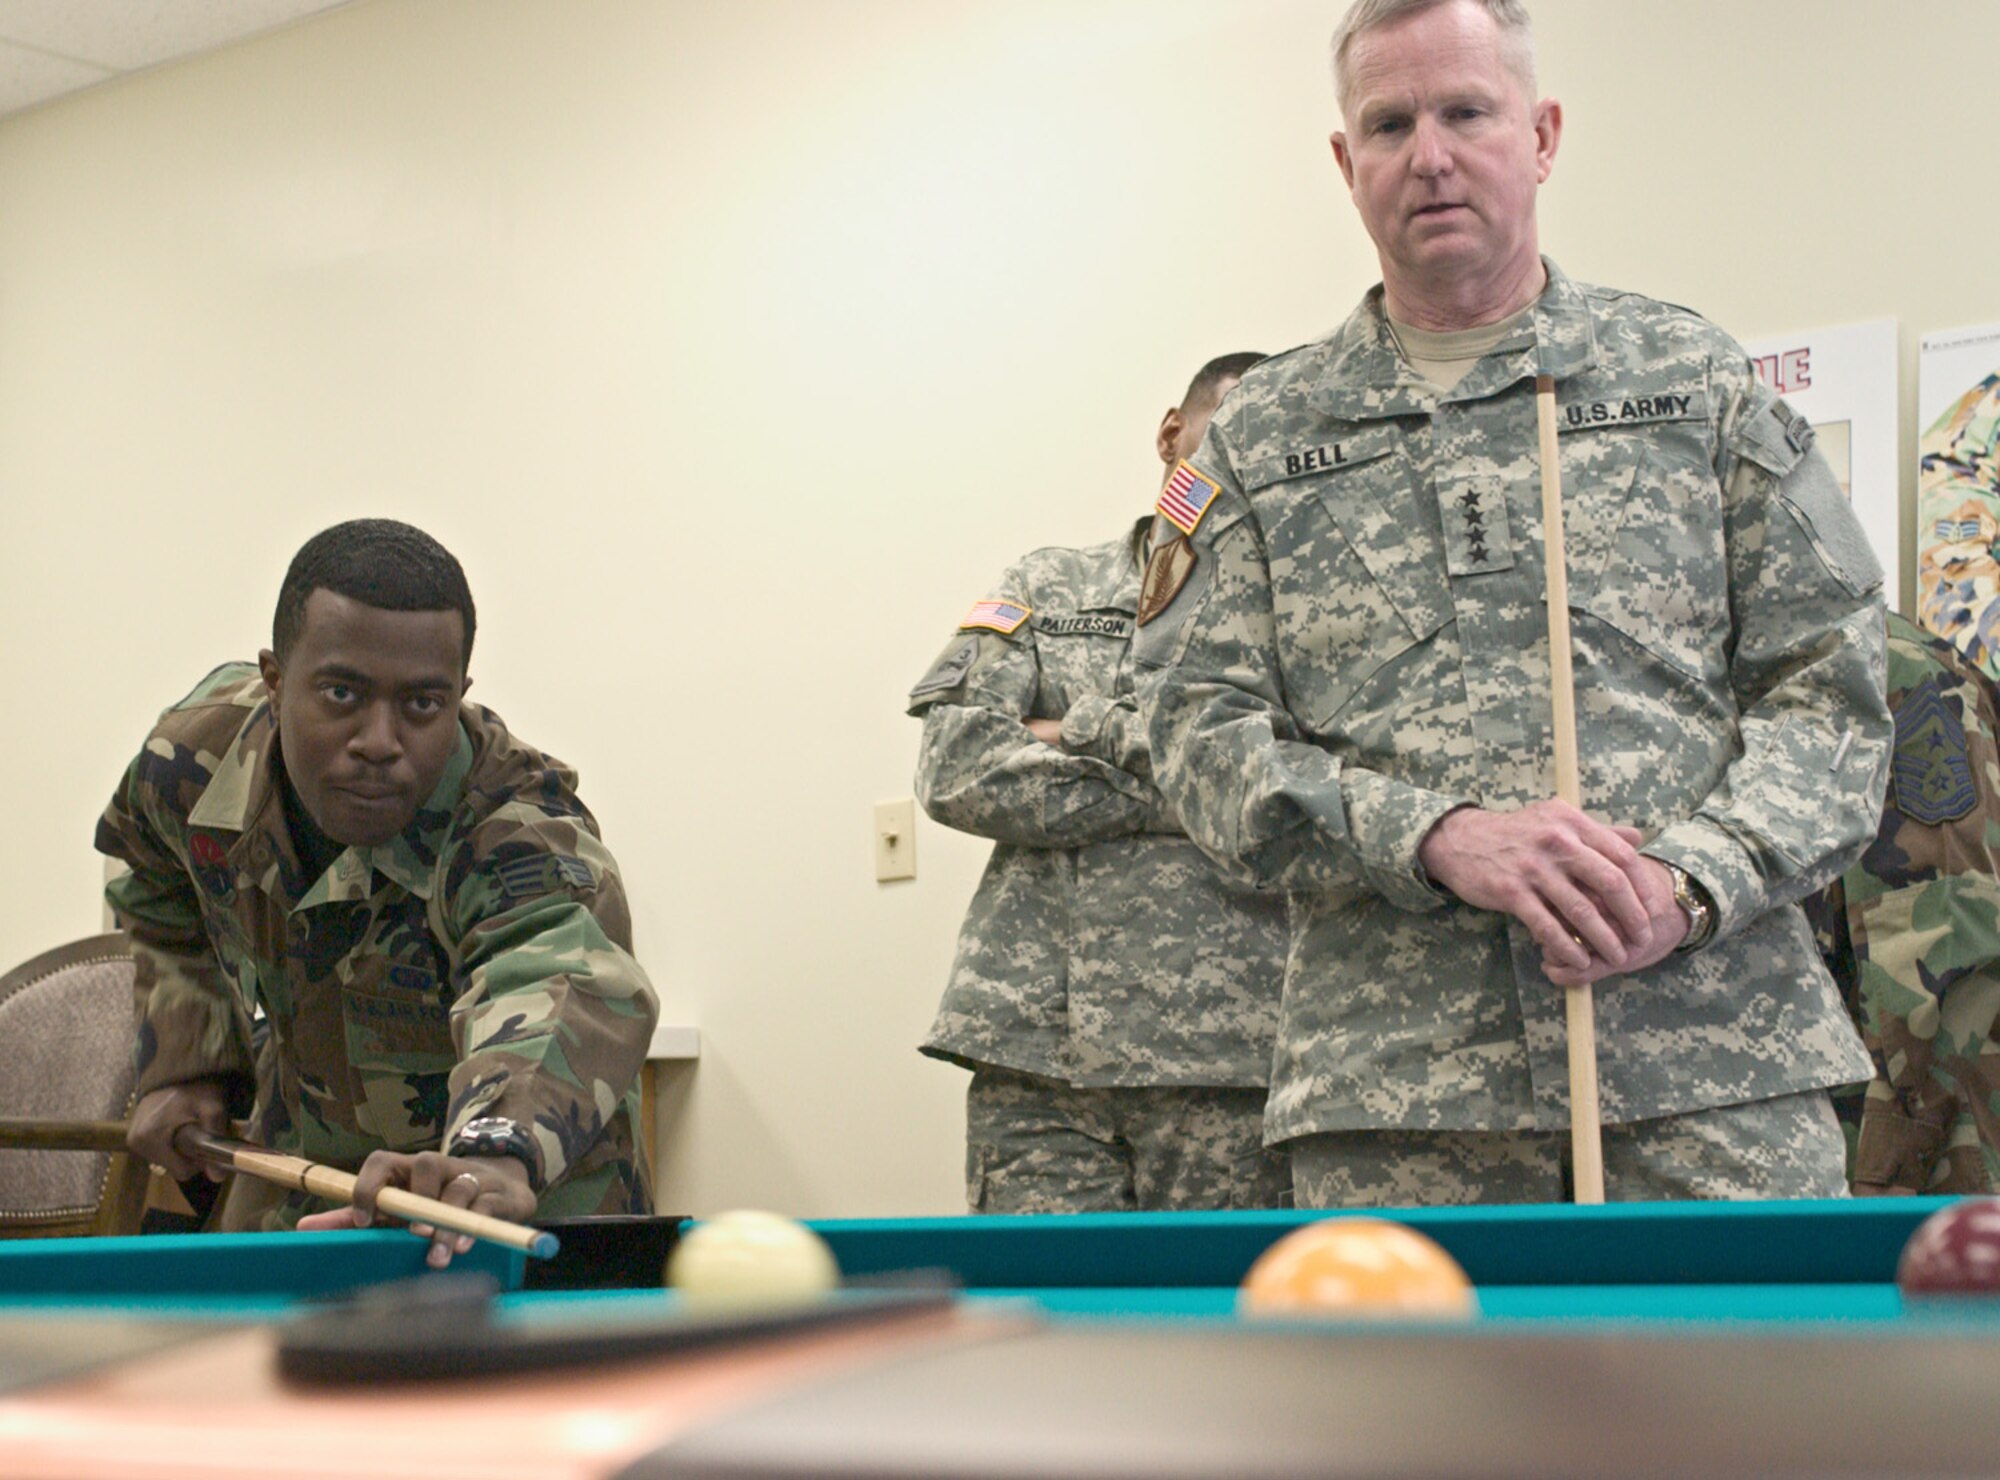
xmin=1535 ymin=370 xmax=1606 ymax=1206
xmin=175 ymin=1129 xmax=558 ymax=1259
xmin=0 ymin=1117 xmax=556 ymax=1259
xmin=0 ymin=1117 xmax=130 ymax=1153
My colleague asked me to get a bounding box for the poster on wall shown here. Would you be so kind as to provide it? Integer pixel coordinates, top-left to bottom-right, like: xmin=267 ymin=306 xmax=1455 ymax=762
xmin=1742 ymin=319 xmax=1900 ymax=613
xmin=1917 ymin=322 xmax=2000 ymax=679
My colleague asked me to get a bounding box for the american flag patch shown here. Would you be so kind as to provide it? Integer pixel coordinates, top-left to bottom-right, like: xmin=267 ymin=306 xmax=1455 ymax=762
xmin=961 ymin=599 xmax=1031 ymax=634
xmin=1157 ymin=461 xmax=1223 ymax=535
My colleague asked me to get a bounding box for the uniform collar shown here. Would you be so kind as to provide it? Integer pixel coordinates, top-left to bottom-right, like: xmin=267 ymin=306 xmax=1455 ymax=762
xmin=351 ymin=723 xmax=473 ymax=902
xmin=1310 ymin=257 xmax=1600 ymax=421
xmin=187 ymin=702 xmax=473 ymax=906
xmin=1074 ymin=516 xmax=1152 ymax=615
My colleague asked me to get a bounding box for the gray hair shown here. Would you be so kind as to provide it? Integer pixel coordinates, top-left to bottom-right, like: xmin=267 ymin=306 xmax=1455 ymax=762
xmin=1329 ymin=0 xmax=1537 ymax=120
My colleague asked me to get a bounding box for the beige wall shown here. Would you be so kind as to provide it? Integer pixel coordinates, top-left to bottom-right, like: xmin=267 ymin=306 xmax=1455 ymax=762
xmin=1 ymin=0 xmax=1992 ymax=1217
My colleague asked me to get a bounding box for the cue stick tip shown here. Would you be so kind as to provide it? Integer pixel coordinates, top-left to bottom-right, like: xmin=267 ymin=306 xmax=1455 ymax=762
xmin=529 ymin=1230 xmax=561 ymax=1261
xmin=1535 ymin=371 xmax=1556 ymax=394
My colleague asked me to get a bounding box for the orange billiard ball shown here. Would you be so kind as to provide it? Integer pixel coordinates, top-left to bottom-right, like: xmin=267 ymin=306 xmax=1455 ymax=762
xmin=1238 ymin=1218 xmax=1478 ymax=1318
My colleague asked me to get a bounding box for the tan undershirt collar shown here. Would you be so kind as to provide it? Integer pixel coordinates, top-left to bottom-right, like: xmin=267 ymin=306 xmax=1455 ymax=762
xmin=1388 ymin=308 xmax=1533 ymax=394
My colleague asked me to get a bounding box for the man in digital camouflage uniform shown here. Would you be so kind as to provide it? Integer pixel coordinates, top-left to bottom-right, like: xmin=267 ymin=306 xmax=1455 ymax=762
xmin=101 ymin=519 xmax=657 ymax=1264
xmin=909 ymin=353 xmax=1294 ymax=1212
xmin=1132 ymin=0 xmax=1891 ymax=1206
xmin=1806 ymin=612 xmax=2000 ymax=1195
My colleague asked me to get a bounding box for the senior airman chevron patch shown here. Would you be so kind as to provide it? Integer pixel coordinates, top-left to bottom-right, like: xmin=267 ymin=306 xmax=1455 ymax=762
xmin=495 ymin=853 xmax=597 ymax=900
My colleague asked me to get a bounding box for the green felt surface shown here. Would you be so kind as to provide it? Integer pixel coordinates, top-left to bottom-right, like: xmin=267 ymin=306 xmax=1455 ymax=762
xmin=0 ymin=1293 xmax=297 ymax=1319
xmin=7 ymin=1200 xmax=1995 ymax=1343
xmin=0 ymin=1228 xmax=523 ymax=1301
xmin=13 ymin=1281 xmax=1986 ymax=1334
xmin=810 ymin=1197 xmax=1953 ymax=1289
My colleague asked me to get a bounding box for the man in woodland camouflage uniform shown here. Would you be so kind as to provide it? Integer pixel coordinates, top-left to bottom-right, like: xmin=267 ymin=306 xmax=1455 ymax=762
xmin=1916 ymin=373 xmax=2000 ymax=675
xmin=1806 ymin=612 xmax=2000 ymax=1195
xmin=1133 ymin=0 xmax=1890 ymax=1205
xmin=909 ymin=354 xmax=1293 ymax=1212
xmin=101 ymin=520 xmax=656 ymax=1263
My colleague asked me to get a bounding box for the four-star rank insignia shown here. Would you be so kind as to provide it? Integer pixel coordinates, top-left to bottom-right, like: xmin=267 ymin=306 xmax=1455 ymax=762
xmin=1457 ymin=486 xmax=1491 ymax=566
xmin=1137 ymin=534 xmax=1198 ymax=627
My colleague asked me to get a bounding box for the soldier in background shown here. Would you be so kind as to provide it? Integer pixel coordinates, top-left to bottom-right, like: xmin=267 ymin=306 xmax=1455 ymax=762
xmin=1134 ymin=0 xmax=1890 ymax=1206
xmin=908 ymin=353 xmax=1293 ymax=1212
xmin=1806 ymin=612 xmax=2000 ymax=1194
xmin=101 ymin=519 xmax=657 ymax=1264
xmin=1916 ymin=371 xmax=2000 ymax=676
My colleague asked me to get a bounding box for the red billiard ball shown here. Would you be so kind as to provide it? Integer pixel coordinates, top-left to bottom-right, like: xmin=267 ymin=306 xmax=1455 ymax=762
xmin=1897 ymin=1199 xmax=2000 ymax=1295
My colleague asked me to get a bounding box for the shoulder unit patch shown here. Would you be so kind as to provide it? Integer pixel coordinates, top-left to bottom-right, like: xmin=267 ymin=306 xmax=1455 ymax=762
xmin=1136 ymin=534 xmax=1198 ymax=627
xmin=909 ymin=636 xmax=980 ymax=701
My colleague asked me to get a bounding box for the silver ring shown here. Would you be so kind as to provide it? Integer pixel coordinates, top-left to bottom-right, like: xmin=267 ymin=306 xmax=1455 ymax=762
xmin=450 ymin=1172 xmax=481 ymax=1196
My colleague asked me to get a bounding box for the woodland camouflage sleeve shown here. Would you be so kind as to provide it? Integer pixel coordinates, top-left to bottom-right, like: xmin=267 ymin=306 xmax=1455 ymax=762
xmin=438 ymin=791 xmax=657 ymax=1193
xmin=95 ymin=725 xmax=255 ymax=1109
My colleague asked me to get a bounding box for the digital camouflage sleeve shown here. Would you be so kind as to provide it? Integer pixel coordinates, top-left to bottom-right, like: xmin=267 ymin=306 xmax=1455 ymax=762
xmin=1131 ymin=263 xmax=1888 ymax=1137
xmin=908 ymin=528 xmax=1287 ymax=1089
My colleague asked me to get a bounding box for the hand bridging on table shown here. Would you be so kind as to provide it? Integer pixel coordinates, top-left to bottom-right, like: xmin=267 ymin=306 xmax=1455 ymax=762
xmin=296 ymin=1150 xmax=537 ymax=1269
xmin=1418 ymin=801 xmax=1689 ymax=987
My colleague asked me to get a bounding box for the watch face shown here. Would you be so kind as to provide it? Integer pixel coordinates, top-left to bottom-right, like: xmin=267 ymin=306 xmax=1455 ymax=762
xmin=453 ymin=1119 xmax=523 ymax=1156
xmin=449 ymin=1118 xmax=540 ymax=1189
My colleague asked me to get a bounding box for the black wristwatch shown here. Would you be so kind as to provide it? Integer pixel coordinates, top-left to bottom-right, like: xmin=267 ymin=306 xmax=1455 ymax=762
xmin=1663 ymin=863 xmax=1716 ymax=953
xmin=447 ymin=1116 xmax=543 ymax=1192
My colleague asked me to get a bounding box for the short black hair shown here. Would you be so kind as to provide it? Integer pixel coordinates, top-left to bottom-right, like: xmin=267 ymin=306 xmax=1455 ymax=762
xmin=272 ymin=519 xmax=477 ymax=671
xmin=1182 ymin=352 xmax=1266 ymax=415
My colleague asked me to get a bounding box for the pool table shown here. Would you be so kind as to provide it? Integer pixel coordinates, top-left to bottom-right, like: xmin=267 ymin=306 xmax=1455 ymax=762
xmin=3 ymin=1198 xmax=2000 ymax=1478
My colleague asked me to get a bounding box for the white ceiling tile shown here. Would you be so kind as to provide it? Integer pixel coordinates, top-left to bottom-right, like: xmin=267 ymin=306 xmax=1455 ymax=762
xmin=0 ymin=0 xmax=353 ymax=72
xmin=0 ymin=35 xmax=111 ymax=116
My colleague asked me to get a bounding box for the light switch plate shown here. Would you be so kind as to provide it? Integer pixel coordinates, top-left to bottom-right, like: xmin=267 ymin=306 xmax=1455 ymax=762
xmin=874 ymin=799 xmax=916 ymax=881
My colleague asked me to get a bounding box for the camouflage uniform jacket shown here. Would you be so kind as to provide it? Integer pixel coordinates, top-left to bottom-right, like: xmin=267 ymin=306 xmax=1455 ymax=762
xmin=95 ymin=663 xmax=659 ymax=1225
xmin=908 ymin=520 xmax=1288 ymax=1087
xmin=1805 ymin=612 xmax=2000 ymax=1192
xmin=1134 ymin=261 xmax=1890 ymax=1139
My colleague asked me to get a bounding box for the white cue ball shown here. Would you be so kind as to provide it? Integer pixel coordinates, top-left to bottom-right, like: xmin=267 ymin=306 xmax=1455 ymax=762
xmin=666 ymin=1209 xmax=840 ymax=1308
